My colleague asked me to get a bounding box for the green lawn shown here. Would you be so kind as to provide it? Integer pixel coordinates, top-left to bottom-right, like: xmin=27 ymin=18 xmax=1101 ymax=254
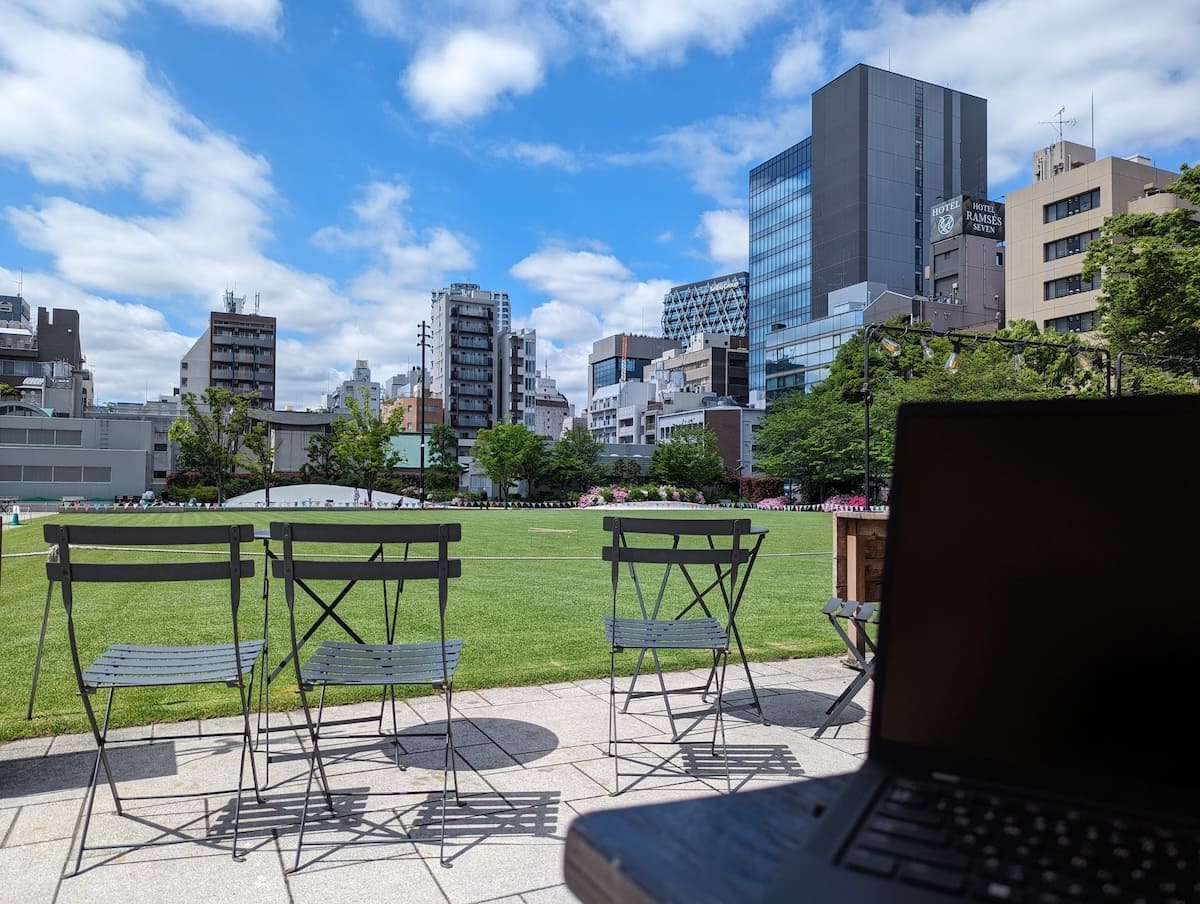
xmin=0 ymin=508 xmax=842 ymax=740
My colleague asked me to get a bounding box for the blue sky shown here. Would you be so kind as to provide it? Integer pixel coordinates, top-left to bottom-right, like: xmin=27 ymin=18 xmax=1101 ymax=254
xmin=1 ymin=0 xmax=1197 ymax=412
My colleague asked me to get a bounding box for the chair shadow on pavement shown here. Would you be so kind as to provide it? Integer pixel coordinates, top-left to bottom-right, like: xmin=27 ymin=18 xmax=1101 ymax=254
xmin=224 ymin=715 xmax=565 ymax=869
xmin=0 ymin=741 xmax=179 ymax=798
xmin=721 ymin=686 xmax=868 ymax=731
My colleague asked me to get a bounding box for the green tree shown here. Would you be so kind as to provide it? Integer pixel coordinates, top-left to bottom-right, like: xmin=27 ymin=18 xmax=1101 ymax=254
xmin=0 ymin=381 xmax=17 ymax=400
xmin=755 ymin=389 xmax=864 ymax=501
xmin=755 ymin=319 xmax=1094 ymax=500
xmin=240 ymin=419 xmax=275 ymax=506
xmin=609 ymin=457 xmax=643 ymax=485
xmin=551 ymin=425 xmax=602 ymax=493
xmin=1084 ymin=164 xmax=1200 ymax=358
xmin=300 ymin=431 xmax=344 ymax=484
xmin=331 ymin=391 xmax=404 ymax=505
xmin=471 ymin=422 xmax=545 ymax=504
xmin=649 ymin=423 xmax=724 ymax=488
xmin=168 ymin=386 xmax=256 ymax=504
xmin=425 ymin=424 xmax=463 ymax=500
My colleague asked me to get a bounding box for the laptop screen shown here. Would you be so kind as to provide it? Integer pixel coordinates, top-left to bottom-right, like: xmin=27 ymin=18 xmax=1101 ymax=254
xmin=873 ymin=395 xmax=1200 ymax=800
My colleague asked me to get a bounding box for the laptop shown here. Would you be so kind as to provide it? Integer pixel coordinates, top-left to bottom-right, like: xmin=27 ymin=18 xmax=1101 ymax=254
xmin=764 ymin=394 xmax=1200 ymax=902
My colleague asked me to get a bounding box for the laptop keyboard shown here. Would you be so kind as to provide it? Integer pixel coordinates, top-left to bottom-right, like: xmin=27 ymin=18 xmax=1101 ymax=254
xmin=840 ymin=776 xmax=1200 ymax=903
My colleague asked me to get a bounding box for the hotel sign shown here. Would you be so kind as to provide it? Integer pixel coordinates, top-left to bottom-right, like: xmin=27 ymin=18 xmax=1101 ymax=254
xmin=930 ymin=196 xmax=1005 ymax=242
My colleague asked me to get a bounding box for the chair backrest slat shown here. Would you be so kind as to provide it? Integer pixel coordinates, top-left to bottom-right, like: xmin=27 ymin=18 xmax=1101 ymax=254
xmin=602 ymin=516 xmax=750 ymax=537
xmin=602 ymin=546 xmax=751 ymax=566
xmin=52 ymin=559 xmax=254 ymax=584
xmin=269 ymin=522 xmax=461 ymax=544
xmin=272 ymin=558 xmax=461 ymax=582
xmin=45 ymin=522 xmax=254 ymax=546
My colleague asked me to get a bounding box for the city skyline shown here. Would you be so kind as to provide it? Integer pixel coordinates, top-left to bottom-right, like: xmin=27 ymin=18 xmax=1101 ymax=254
xmin=1 ymin=0 xmax=1197 ymax=412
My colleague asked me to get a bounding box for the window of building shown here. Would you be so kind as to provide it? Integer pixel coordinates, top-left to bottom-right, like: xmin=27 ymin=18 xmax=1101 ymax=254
xmin=83 ymin=466 xmax=112 ymax=482
xmin=1044 ymin=272 xmax=1101 ymax=300
xmin=0 ymin=428 xmax=24 ymax=444
xmin=54 ymin=466 xmax=83 ymax=482
xmin=996 ymin=251 xmax=1004 ymax=267
xmin=1044 ymin=311 xmax=1098 ymax=334
xmin=24 ymin=465 xmax=51 ymax=481
xmin=1044 ymin=229 xmax=1100 ymax=261
xmin=1044 ymin=188 xmax=1101 ymax=223
xmin=0 ymin=465 xmax=20 ymax=480
xmin=153 ymin=442 xmax=168 ymax=452
xmin=153 ymin=470 xmax=167 ymax=479
xmin=56 ymin=430 xmax=82 ymax=446
xmin=28 ymin=429 xmax=54 ymax=444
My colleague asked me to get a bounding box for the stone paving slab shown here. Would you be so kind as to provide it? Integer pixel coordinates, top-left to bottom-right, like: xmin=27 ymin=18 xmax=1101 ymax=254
xmin=0 ymin=656 xmax=870 ymax=903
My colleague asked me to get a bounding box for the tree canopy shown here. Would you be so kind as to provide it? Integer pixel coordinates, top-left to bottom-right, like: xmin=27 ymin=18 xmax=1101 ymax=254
xmin=551 ymin=425 xmax=602 ymax=493
xmin=330 ymin=391 xmax=403 ymax=504
xmin=239 ymin=419 xmax=275 ymax=505
xmin=300 ymin=431 xmax=344 ymax=484
xmin=649 ymin=423 xmax=724 ymax=488
xmin=425 ymin=423 xmax=464 ymax=500
xmin=168 ymin=386 xmax=256 ymax=503
xmin=471 ymin=422 xmax=546 ymax=503
xmin=1085 ymin=164 xmax=1200 ymax=359
xmin=754 ymin=319 xmax=1103 ymax=502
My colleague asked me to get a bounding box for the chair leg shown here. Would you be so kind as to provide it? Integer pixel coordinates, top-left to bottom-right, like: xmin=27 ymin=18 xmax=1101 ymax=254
xmin=439 ymin=684 xmax=457 ymax=866
xmin=232 ymin=671 xmax=263 ymax=862
xmin=712 ymin=651 xmax=731 ymax=796
xmin=621 ymin=647 xmax=649 ymax=714
xmin=648 ymin=648 xmax=680 ymax=742
xmin=67 ymin=688 xmax=121 ymax=877
xmin=608 ymin=649 xmax=620 ymax=796
xmin=292 ymin=686 xmax=331 ymax=874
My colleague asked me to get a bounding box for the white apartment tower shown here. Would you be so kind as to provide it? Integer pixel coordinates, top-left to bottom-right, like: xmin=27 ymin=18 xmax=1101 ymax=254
xmin=429 ymin=283 xmax=511 ymax=487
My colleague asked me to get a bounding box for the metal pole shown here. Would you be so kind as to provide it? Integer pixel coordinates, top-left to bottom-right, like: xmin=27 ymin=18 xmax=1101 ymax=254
xmin=1116 ymin=351 xmax=1126 ymax=397
xmin=862 ymin=325 xmax=875 ymax=504
xmin=418 ymin=321 xmax=429 ymax=507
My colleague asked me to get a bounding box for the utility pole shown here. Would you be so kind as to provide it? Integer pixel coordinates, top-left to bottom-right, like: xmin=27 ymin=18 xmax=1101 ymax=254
xmin=417 ymin=320 xmax=430 ymax=507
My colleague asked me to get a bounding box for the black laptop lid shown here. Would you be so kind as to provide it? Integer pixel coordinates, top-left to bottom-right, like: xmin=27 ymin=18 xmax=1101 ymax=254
xmin=870 ymin=395 xmax=1200 ymax=810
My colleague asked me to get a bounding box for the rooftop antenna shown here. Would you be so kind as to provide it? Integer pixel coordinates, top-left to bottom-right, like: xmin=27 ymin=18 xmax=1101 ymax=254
xmin=254 ymin=291 xmax=260 ymax=315
xmin=1040 ymin=106 xmax=1077 ymax=145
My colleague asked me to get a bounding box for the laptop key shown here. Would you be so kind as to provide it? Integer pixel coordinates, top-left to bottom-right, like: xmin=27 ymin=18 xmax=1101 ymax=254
xmin=968 ymin=878 xmax=1023 ymax=901
xmin=857 ymin=829 xmax=970 ymax=870
xmin=899 ymin=859 xmax=966 ymax=893
xmin=844 ymin=846 xmax=896 ymax=877
xmin=870 ymin=815 xmax=950 ymax=846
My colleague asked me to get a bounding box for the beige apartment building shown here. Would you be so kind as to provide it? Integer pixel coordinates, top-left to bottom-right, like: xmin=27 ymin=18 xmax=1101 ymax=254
xmin=1005 ymin=141 xmax=1180 ymax=335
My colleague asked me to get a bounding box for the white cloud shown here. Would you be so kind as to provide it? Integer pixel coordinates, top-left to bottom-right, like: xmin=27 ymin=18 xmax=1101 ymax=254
xmin=511 ymin=245 xmax=672 ymax=407
xmin=156 ymin=0 xmax=282 ymax=36
xmin=1 ymin=267 xmax=195 ymax=404
xmin=312 ymin=177 xmax=475 ymax=306
xmin=770 ymin=29 xmax=825 ymax=97
xmin=588 ymin=0 xmax=786 ymax=63
xmin=402 ymin=28 xmax=544 ymax=123
xmin=493 ymin=141 xmax=582 ymax=171
xmin=697 ymin=209 xmax=749 ymax=272
xmin=0 ymin=7 xmax=355 ymax=405
xmin=836 ymin=0 xmax=1200 ymax=187
xmin=648 ymin=105 xmax=811 ymax=207
xmin=2 ymin=0 xmax=134 ymax=31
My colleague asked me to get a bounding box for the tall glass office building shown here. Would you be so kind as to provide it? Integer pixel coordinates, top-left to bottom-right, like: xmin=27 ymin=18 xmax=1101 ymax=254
xmin=749 ymin=140 xmax=812 ymax=399
xmin=748 ymin=64 xmax=987 ymax=402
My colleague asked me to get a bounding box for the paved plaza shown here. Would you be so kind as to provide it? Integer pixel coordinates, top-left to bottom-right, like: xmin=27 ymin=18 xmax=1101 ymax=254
xmin=0 ymin=656 xmax=871 ymax=904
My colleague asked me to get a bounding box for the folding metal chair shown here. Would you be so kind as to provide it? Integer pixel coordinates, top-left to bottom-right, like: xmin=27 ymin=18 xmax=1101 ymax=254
xmin=270 ymin=521 xmax=463 ymax=869
xmin=815 ymin=597 xmax=880 ymax=738
xmin=45 ymin=522 xmax=264 ymax=876
xmin=602 ymin=516 xmax=752 ymax=795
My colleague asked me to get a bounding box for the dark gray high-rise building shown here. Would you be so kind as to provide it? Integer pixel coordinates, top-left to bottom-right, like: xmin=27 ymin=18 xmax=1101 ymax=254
xmin=749 ymin=64 xmax=988 ymax=400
